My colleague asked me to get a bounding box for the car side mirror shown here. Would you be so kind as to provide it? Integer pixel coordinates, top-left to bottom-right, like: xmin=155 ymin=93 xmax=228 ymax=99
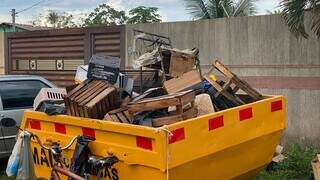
xmin=0 ymin=118 xmax=16 ymax=127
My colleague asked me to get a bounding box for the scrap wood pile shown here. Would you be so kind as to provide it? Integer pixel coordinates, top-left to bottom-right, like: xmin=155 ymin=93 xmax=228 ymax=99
xmin=36 ymin=43 xmax=263 ymax=127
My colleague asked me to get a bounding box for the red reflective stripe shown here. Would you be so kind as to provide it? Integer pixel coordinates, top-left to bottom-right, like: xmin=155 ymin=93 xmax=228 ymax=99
xmin=271 ymin=100 xmax=282 ymax=112
xmin=82 ymin=128 xmax=95 ymax=138
xmin=239 ymin=107 xmax=253 ymax=121
xmin=29 ymin=119 xmax=41 ymax=130
xmin=136 ymin=136 xmax=152 ymax=150
xmin=208 ymin=116 xmax=224 ymax=131
xmin=54 ymin=123 xmax=66 ymax=134
xmin=169 ymin=128 xmax=185 ymax=144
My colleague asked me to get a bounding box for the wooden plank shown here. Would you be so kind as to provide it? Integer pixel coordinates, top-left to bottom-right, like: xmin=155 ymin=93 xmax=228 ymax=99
xmin=78 ymin=82 xmax=109 ymax=106
xmin=272 ymin=154 xmax=285 ymax=163
xmin=232 ymin=77 xmax=262 ymax=100
xmin=116 ymin=112 xmax=130 ymax=123
xmin=65 ymin=79 xmax=90 ymax=98
xmin=86 ymin=87 xmax=116 ymax=108
xmin=152 ymin=115 xmax=182 ymax=127
xmin=103 ymin=113 xmax=114 ymax=121
xmin=128 ymin=98 xmax=180 ymax=112
xmin=169 ymin=51 xmax=195 ymax=77
xmin=214 ymin=60 xmax=235 ymax=79
xmin=312 ymin=161 xmax=320 ymax=180
xmin=110 ymin=114 xmax=120 ymax=122
xmin=164 ymin=70 xmax=202 ymax=94
xmin=74 ymin=81 xmax=103 ymax=104
xmin=179 ymin=91 xmax=196 ymax=106
xmin=182 ymin=106 xmax=198 ymax=120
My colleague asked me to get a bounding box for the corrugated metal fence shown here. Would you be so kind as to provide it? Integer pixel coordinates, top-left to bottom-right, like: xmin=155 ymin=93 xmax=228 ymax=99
xmin=5 ymin=25 xmax=126 ymax=87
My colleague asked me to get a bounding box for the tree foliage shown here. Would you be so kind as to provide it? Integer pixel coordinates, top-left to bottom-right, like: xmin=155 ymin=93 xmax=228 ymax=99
xmin=184 ymin=0 xmax=257 ymax=19
xmin=127 ymin=6 xmax=161 ymax=24
xmin=280 ymin=0 xmax=320 ymax=38
xmin=32 ymin=10 xmax=76 ymax=28
xmin=83 ymin=4 xmax=127 ymax=27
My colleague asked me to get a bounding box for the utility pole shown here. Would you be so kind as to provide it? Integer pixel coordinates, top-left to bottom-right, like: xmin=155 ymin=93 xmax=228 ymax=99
xmin=11 ymin=9 xmax=16 ymax=32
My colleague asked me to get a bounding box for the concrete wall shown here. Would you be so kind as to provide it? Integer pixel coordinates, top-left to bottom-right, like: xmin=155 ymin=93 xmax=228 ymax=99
xmin=0 ymin=32 xmax=4 ymax=74
xmin=126 ymin=14 xmax=320 ymax=146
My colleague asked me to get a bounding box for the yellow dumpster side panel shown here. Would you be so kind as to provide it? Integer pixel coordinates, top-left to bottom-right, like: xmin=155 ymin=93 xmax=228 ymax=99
xmin=165 ymin=96 xmax=286 ymax=168
xmin=20 ymin=95 xmax=286 ymax=180
xmin=169 ymin=131 xmax=282 ymax=180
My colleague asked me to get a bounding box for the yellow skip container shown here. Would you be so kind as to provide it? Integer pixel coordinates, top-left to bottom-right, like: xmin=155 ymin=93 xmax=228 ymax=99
xmin=20 ymin=95 xmax=286 ymax=180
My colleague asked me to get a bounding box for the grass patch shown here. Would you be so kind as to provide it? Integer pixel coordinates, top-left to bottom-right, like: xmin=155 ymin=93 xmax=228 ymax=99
xmin=256 ymin=143 xmax=320 ymax=180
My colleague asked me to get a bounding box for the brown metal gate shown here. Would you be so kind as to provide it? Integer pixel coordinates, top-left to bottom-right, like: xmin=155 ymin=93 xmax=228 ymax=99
xmin=5 ymin=25 xmax=125 ymax=87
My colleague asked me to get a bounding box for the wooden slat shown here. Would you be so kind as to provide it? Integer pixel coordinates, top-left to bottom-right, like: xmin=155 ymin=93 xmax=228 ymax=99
xmin=152 ymin=115 xmax=182 ymax=127
xmin=11 ymin=35 xmax=83 ymax=43
xmin=93 ymin=52 xmax=120 ymax=57
xmin=94 ymin=45 xmax=121 ymax=51
xmin=94 ymin=34 xmax=120 ymax=40
xmin=12 ymin=46 xmax=83 ymax=53
xmin=164 ymin=70 xmax=202 ymax=94
xmin=86 ymin=87 xmax=116 ymax=108
xmin=12 ymin=52 xmax=83 ymax=59
xmin=11 ymin=41 xmax=83 ymax=48
xmin=95 ymin=39 xmax=120 ymax=45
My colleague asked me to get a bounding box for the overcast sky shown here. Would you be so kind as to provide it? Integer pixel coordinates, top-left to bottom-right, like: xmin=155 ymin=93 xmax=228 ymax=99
xmin=0 ymin=0 xmax=281 ymax=25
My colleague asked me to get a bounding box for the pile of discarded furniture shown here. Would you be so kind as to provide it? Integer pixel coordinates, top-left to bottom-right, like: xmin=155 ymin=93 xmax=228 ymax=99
xmin=34 ymin=31 xmax=263 ymax=127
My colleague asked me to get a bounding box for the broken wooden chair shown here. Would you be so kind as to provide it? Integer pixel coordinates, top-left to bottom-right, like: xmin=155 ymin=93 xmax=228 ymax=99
xmin=203 ymin=60 xmax=262 ymax=106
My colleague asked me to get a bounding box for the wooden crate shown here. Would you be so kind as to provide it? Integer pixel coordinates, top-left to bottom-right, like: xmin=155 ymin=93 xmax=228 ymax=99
xmin=104 ymin=107 xmax=133 ymax=123
xmin=64 ymin=79 xmax=119 ymax=119
xmin=169 ymin=51 xmax=196 ymax=77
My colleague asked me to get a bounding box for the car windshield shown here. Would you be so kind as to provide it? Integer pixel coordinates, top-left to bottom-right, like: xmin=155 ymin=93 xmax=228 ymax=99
xmin=0 ymin=80 xmax=49 ymax=110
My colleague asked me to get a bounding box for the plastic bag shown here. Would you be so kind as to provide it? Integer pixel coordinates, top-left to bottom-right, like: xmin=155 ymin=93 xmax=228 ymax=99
xmin=16 ymin=131 xmax=37 ymax=180
xmin=6 ymin=133 xmax=22 ymax=177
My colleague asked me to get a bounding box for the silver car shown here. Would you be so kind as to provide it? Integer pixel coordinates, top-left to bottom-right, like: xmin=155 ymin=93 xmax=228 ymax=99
xmin=0 ymin=75 xmax=56 ymax=158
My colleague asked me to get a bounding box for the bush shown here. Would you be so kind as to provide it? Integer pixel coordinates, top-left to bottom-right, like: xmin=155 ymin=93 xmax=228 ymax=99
xmin=256 ymin=143 xmax=320 ymax=180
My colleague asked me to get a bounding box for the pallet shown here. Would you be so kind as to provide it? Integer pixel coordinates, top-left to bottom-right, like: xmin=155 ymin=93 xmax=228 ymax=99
xmin=128 ymin=90 xmax=196 ymax=127
xmin=64 ymin=79 xmax=119 ymax=119
xmin=204 ymin=60 xmax=262 ymax=105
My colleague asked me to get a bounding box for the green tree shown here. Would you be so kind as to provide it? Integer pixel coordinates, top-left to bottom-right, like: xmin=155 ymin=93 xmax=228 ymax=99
xmin=184 ymin=0 xmax=257 ymax=19
xmin=127 ymin=6 xmax=161 ymax=24
xmin=266 ymin=9 xmax=282 ymax=15
xmin=281 ymin=0 xmax=320 ymax=38
xmin=46 ymin=10 xmax=60 ymax=26
xmin=32 ymin=10 xmax=76 ymax=28
xmin=83 ymin=4 xmax=127 ymax=27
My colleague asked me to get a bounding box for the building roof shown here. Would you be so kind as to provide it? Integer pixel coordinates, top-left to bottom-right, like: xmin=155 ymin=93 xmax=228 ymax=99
xmin=0 ymin=22 xmax=51 ymax=31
